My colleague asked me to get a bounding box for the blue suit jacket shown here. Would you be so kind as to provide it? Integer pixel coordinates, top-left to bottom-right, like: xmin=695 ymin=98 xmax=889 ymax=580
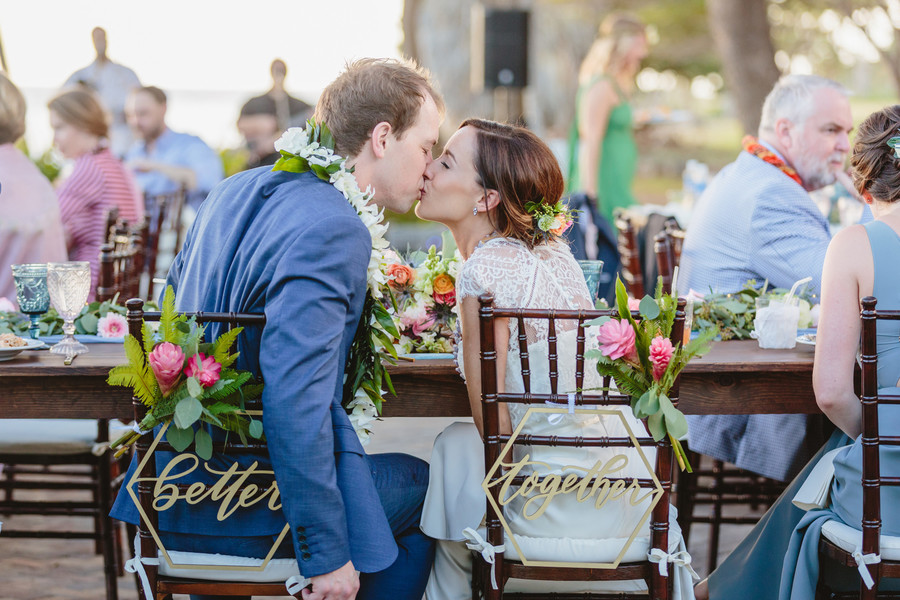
xmin=111 ymin=167 xmax=397 ymax=576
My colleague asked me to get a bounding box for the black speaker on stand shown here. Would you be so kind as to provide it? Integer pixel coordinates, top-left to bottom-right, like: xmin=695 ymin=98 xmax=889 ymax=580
xmin=471 ymin=5 xmax=529 ymax=124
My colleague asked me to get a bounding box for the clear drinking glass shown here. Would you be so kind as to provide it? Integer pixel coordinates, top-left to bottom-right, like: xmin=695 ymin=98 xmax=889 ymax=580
xmin=46 ymin=262 xmax=91 ymax=358
xmin=11 ymin=263 xmax=50 ymax=339
xmin=753 ymin=296 xmax=800 ymax=349
xmin=577 ymin=260 xmax=605 ymax=307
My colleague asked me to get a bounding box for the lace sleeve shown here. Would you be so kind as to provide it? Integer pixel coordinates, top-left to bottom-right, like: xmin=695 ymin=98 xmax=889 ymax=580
xmin=456 ymin=240 xmax=535 ymax=307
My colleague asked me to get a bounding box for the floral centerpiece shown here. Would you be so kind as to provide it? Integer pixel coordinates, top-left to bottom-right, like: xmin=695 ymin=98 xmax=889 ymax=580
xmin=587 ymin=278 xmax=717 ymax=472
xmin=0 ymin=294 xmax=142 ymax=338
xmin=383 ymin=243 xmax=461 ymax=354
xmin=107 ymin=287 xmax=263 ymax=459
xmin=690 ymin=280 xmax=817 ymax=340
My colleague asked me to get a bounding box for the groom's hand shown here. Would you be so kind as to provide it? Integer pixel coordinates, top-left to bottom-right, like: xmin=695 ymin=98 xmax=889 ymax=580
xmin=302 ymin=561 xmax=359 ymax=600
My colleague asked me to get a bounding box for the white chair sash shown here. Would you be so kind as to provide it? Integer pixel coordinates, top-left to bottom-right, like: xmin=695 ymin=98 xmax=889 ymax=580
xmin=647 ymin=547 xmax=700 ymax=580
xmin=124 ymin=535 xmax=159 ymax=600
xmin=546 ymin=392 xmax=577 ymax=424
xmin=285 ymin=574 xmax=311 ymax=595
xmin=463 ymin=527 xmax=505 ymax=590
xmin=851 ymin=547 xmax=881 ymax=589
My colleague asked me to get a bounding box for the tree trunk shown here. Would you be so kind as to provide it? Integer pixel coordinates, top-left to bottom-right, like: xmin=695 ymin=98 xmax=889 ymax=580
xmin=402 ymin=0 xmax=420 ymax=61
xmin=706 ymin=0 xmax=781 ymax=135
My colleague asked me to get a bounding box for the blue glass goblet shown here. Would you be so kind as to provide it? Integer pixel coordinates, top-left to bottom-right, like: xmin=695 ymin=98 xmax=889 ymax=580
xmin=11 ymin=263 xmax=50 ymax=339
xmin=577 ymin=260 xmax=605 ymax=307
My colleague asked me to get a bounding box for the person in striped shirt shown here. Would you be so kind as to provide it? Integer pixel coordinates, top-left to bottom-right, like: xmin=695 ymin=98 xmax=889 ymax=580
xmin=49 ymin=88 xmax=143 ymax=299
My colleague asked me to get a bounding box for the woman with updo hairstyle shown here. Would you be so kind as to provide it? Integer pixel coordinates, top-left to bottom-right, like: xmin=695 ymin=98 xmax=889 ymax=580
xmin=49 ymin=87 xmax=142 ymax=299
xmin=0 ymin=73 xmax=67 ymax=301
xmin=693 ymin=106 xmax=900 ymax=600
xmin=415 ymin=118 xmax=696 ymax=599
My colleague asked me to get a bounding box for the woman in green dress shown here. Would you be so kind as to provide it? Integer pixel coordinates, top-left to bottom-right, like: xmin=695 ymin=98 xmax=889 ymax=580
xmin=567 ymin=13 xmax=648 ymax=225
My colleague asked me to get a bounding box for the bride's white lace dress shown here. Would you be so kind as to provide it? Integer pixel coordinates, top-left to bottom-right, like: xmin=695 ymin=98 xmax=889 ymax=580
xmin=420 ymin=237 xmax=696 ymax=599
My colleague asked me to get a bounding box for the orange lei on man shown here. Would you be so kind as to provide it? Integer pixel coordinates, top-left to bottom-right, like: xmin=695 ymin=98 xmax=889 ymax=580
xmin=742 ymin=135 xmax=803 ymax=187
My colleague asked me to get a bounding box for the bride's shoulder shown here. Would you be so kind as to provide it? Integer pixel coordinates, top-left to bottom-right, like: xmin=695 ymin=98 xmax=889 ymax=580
xmin=457 ymin=238 xmax=531 ymax=299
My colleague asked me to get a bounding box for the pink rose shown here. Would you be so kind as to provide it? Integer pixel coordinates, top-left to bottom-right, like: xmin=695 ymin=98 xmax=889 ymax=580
xmin=0 ymin=297 xmax=16 ymax=312
xmin=148 ymin=342 xmax=185 ymax=396
xmin=649 ymin=336 xmax=675 ymax=381
xmin=434 ymin=289 xmax=456 ymax=307
xmin=97 ymin=313 xmax=127 ymax=338
xmin=597 ymin=319 xmax=638 ymax=363
xmin=183 ymin=352 xmax=222 ymax=388
xmin=627 ymin=297 xmax=641 ymax=312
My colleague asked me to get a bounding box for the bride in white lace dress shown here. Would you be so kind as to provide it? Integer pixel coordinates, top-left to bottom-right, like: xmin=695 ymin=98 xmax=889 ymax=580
xmin=414 ymin=119 xmax=695 ymax=599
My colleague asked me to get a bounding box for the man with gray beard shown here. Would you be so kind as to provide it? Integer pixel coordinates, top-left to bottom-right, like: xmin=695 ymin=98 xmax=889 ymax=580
xmin=678 ymin=74 xmax=852 ymax=482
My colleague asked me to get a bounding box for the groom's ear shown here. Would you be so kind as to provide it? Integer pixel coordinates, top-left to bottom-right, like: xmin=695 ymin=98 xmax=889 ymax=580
xmin=481 ymin=189 xmax=501 ymax=212
xmin=370 ymin=121 xmax=393 ymax=159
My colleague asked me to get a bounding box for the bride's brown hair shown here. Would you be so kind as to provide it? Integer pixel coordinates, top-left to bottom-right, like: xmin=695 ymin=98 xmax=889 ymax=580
xmin=460 ymin=118 xmax=565 ymax=248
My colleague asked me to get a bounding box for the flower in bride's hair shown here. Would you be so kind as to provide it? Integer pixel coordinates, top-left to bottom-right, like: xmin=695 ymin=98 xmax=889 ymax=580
xmin=549 ymin=214 xmax=573 ymax=236
xmin=597 ymin=319 xmax=638 ymax=363
xmin=538 ymin=214 xmax=556 ymax=232
xmin=273 ymin=127 xmax=309 ymax=154
xmin=183 ymin=353 xmax=222 ymax=388
xmin=649 ymin=336 xmax=675 ymax=381
xmin=97 ymin=313 xmax=127 ymax=338
xmin=148 ymin=342 xmax=185 ymax=397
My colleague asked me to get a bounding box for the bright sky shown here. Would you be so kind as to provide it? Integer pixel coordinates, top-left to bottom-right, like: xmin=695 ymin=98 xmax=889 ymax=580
xmin=2 ymin=0 xmax=404 ymax=150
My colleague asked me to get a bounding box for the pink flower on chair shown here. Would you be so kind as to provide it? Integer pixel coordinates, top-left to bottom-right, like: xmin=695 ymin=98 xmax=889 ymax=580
xmin=597 ymin=319 xmax=638 ymax=363
xmin=627 ymin=297 xmax=641 ymax=312
xmin=97 ymin=313 xmax=128 ymax=338
xmin=148 ymin=342 xmax=185 ymax=396
xmin=649 ymin=336 xmax=675 ymax=381
xmin=183 ymin=353 xmax=222 ymax=388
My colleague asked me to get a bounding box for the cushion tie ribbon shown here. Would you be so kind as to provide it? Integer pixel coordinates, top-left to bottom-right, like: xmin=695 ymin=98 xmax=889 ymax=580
xmin=285 ymin=575 xmax=311 ymax=596
xmin=463 ymin=527 xmax=505 ymax=590
xmin=647 ymin=548 xmax=700 ymax=580
xmin=851 ymin=547 xmax=881 ymax=589
xmin=546 ymin=392 xmax=577 ymax=425
xmin=124 ymin=535 xmax=160 ymax=600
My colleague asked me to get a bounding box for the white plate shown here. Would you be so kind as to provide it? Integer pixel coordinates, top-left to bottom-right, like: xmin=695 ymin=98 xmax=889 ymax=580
xmin=0 ymin=337 xmax=45 ymax=361
xmin=796 ymin=333 xmax=816 ymax=347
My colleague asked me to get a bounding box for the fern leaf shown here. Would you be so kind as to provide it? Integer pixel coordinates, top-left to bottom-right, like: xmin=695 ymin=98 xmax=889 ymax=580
xmin=205 ymin=372 xmax=252 ymax=401
xmin=107 ymin=365 xmax=157 ymax=406
xmin=212 ymin=327 xmax=242 ymax=364
xmin=142 ymin=322 xmax=157 ymax=356
xmin=160 ymin=286 xmax=178 ymax=342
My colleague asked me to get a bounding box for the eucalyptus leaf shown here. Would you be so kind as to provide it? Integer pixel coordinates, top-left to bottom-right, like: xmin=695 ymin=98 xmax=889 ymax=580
xmin=194 ymin=428 xmax=213 ymax=460
xmin=186 ymin=377 xmax=204 ymax=399
xmin=638 ymin=296 xmax=660 ymax=320
xmin=647 ymin=412 xmax=666 ymax=442
xmin=584 ymin=316 xmax=611 ymax=327
xmin=249 ymin=419 xmax=263 ymax=439
xmin=166 ymin=425 xmax=194 ymax=452
xmin=79 ymin=313 xmax=99 ymax=333
xmin=174 ymin=396 xmax=203 ymax=429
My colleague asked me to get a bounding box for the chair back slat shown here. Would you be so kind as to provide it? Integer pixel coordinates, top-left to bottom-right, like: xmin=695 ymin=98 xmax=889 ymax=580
xmin=143 ymin=187 xmax=186 ymax=300
xmin=860 ymin=296 xmax=884 ymax=564
xmin=97 ymin=223 xmax=143 ymax=302
xmin=547 ymin=312 xmax=558 ymax=396
xmin=517 ymin=314 xmax=531 ymax=393
xmin=655 ymin=220 xmax=685 ymax=295
xmin=575 ymin=320 xmax=586 ymax=403
xmin=615 ymin=214 xmax=646 ymax=299
xmin=124 ymin=297 xmax=266 ymax=595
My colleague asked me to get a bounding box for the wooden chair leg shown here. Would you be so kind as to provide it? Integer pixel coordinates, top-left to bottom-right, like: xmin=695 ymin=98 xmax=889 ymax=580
xmin=707 ymin=460 xmax=725 ymax=574
xmin=675 ymin=451 xmax=699 ymax=547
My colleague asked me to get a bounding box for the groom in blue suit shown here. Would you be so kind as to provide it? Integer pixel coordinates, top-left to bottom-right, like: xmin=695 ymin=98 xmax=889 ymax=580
xmin=111 ymin=58 xmax=443 ymax=600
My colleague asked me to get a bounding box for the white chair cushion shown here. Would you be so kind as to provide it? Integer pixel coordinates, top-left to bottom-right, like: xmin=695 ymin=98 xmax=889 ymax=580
xmin=821 ymin=519 xmax=900 ymax=560
xmin=157 ymin=549 xmax=300 ymax=582
xmin=0 ymin=419 xmax=107 ymax=455
xmin=504 ymin=531 xmax=683 ymax=564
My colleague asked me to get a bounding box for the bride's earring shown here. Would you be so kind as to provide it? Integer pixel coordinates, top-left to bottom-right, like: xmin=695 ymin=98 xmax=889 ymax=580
xmin=473 ymin=205 xmax=478 ymax=216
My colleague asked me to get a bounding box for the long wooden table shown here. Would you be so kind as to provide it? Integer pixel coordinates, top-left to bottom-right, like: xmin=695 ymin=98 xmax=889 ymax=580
xmin=0 ymin=340 xmax=817 ymax=419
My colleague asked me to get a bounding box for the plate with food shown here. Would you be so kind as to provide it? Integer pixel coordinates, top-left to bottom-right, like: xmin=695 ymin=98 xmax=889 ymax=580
xmin=796 ymin=333 xmax=816 ymax=347
xmin=0 ymin=334 xmax=45 ymax=361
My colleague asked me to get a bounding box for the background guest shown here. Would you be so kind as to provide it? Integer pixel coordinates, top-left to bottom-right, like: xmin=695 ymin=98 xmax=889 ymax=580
xmin=236 ymin=95 xmax=281 ymax=169
xmin=49 ymin=88 xmax=143 ymax=299
xmin=124 ymin=85 xmax=223 ymax=209
xmin=0 ymin=73 xmax=66 ymax=301
xmin=679 ymin=74 xmax=853 ymax=484
xmin=64 ymin=27 xmax=141 ymax=157
xmin=251 ymin=58 xmax=313 ymax=131
xmin=566 ymin=13 xmax=648 ymax=227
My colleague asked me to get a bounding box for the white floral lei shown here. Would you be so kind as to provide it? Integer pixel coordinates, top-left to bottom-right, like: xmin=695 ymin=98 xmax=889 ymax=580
xmin=273 ymin=123 xmax=398 ymax=444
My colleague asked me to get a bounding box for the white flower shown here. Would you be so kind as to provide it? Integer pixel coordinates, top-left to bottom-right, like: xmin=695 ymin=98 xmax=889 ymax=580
xmin=273 ymin=127 xmax=309 ymax=154
xmin=348 ymin=389 xmax=379 ymax=445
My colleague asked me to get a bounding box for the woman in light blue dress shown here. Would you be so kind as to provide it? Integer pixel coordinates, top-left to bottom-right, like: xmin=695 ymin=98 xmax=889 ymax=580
xmin=697 ymin=105 xmax=900 ymax=599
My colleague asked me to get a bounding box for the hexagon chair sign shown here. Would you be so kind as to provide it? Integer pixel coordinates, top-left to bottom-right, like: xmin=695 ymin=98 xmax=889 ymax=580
xmin=482 ymin=406 xmax=664 ymax=570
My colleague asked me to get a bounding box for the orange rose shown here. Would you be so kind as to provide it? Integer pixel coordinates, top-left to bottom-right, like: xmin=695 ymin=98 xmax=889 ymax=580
xmin=549 ymin=214 xmax=572 ymax=236
xmin=432 ymin=273 xmax=455 ymax=295
xmin=387 ymin=263 xmax=415 ymax=287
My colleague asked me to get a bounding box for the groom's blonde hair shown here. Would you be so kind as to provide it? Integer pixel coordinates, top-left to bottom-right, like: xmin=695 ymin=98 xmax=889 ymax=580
xmin=314 ymin=58 xmax=444 ymax=158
